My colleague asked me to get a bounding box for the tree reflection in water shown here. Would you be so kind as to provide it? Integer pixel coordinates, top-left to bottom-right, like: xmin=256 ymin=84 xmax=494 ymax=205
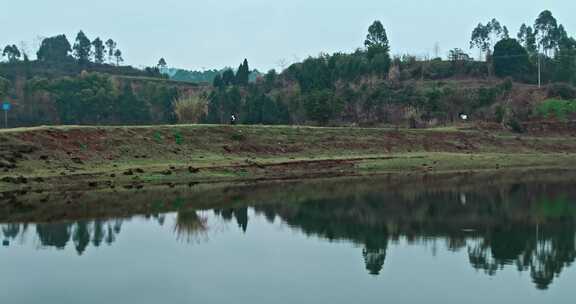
xmin=1 ymin=178 xmax=576 ymax=290
xmin=242 ymin=181 xmax=576 ymax=290
xmin=1 ymin=220 xmax=125 ymax=255
xmin=467 ymin=223 xmax=576 ymax=289
xmin=174 ymin=210 xmax=208 ymax=243
xmin=214 ymin=207 xmax=249 ymax=233
xmin=363 ymin=246 xmax=386 ymax=275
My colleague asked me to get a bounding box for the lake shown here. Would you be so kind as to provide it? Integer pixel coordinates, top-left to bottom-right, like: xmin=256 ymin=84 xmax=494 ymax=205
xmin=1 ymin=171 xmax=576 ymax=303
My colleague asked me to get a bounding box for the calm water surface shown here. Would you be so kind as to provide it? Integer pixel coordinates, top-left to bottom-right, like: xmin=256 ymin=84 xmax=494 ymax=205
xmin=2 ymin=173 xmax=576 ymax=303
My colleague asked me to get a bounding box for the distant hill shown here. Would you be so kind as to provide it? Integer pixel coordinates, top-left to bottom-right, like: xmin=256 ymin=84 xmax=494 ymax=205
xmin=0 ymin=59 xmax=206 ymax=127
xmin=0 ymin=59 xmax=165 ymax=80
xmin=164 ymin=67 xmax=262 ymax=84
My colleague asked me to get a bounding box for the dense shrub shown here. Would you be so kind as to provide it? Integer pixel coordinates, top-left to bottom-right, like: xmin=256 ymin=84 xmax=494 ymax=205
xmin=49 ymin=73 xmax=118 ymax=124
xmin=7 ymin=72 xmax=185 ymax=126
xmin=493 ymin=39 xmax=530 ymax=79
xmin=535 ymin=99 xmax=576 ymax=120
xmin=507 ymin=117 xmax=525 ymax=133
xmin=303 ymin=90 xmax=343 ymax=125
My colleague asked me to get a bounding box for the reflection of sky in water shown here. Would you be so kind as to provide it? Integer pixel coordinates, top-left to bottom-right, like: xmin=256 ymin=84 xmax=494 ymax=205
xmin=1 ymin=207 xmax=576 ymax=304
xmin=3 ymin=176 xmax=576 ymax=303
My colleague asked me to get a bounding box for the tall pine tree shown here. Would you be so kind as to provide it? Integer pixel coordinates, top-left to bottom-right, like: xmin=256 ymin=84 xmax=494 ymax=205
xmin=73 ymin=31 xmax=92 ymax=64
xmin=92 ymin=38 xmax=105 ymax=64
xmin=235 ymin=59 xmax=250 ymax=86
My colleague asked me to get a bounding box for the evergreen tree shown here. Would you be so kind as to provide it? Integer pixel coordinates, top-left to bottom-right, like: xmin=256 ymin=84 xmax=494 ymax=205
xmin=371 ymin=53 xmax=391 ymax=77
xmin=304 ymin=90 xmax=342 ymax=125
xmin=37 ymin=35 xmax=72 ymax=62
xmin=92 ymin=38 xmax=105 ymax=64
xmin=364 ymin=21 xmax=391 ymax=76
xmin=517 ymin=24 xmax=538 ymax=57
xmin=73 ymin=31 xmax=92 ymax=64
xmin=212 ymin=74 xmax=223 ymax=88
xmin=534 ymin=10 xmax=559 ymax=55
xmin=518 ymin=24 xmax=529 ymax=44
xmin=207 ymin=92 xmax=222 ymax=123
xmin=470 ymin=19 xmax=506 ymax=59
xmin=105 ymin=39 xmax=117 ymax=63
xmin=235 ymin=59 xmax=250 ymax=86
xmin=2 ymin=45 xmax=21 ymax=62
xmin=557 ymin=25 xmax=569 ymax=41
xmin=264 ymin=69 xmax=277 ymax=90
xmin=262 ymin=95 xmax=279 ymax=124
xmin=488 ymin=19 xmax=504 ymax=38
xmin=365 ymin=21 xmax=390 ymax=60
xmin=221 ymin=69 xmax=235 ymax=86
xmin=117 ymin=83 xmax=150 ymax=124
xmin=158 ymin=58 xmax=167 ymax=69
xmin=244 ymin=93 xmax=263 ymax=124
xmin=470 ymin=23 xmax=490 ymax=55
xmin=225 ymin=87 xmax=242 ymax=115
xmin=114 ymin=49 xmax=123 ymax=66
xmin=554 ymin=37 xmax=576 ymax=84
xmin=493 ymin=38 xmax=530 ymax=79
xmin=502 ymin=26 xmax=510 ymax=39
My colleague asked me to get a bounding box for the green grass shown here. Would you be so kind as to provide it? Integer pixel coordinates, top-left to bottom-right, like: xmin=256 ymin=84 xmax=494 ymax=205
xmin=2 ymin=124 xmax=576 ymax=193
xmin=358 ymin=153 xmax=576 ymax=173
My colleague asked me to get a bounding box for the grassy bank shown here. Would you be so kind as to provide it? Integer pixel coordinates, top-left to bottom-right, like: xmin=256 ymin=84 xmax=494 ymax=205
xmin=1 ymin=124 xmax=576 ymax=195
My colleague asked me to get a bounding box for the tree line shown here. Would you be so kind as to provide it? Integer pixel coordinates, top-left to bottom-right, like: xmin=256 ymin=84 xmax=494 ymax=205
xmin=198 ymin=10 xmax=575 ymax=127
xmin=469 ymin=10 xmax=576 ymax=83
xmin=200 ymin=19 xmax=392 ymax=125
xmin=2 ymin=31 xmax=124 ymax=66
xmin=2 ymin=10 xmax=575 ymax=128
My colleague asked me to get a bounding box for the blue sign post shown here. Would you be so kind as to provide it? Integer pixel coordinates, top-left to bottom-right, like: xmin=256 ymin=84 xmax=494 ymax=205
xmin=2 ymin=101 xmax=10 ymax=129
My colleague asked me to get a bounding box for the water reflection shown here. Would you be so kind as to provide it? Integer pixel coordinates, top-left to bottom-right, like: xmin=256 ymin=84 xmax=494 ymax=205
xmin=2 ymin=176 xmax=576 ymax=290
xmin=467 ymin=224 xmax=576 ymax=290
xmin=174 ymin=210 xmax=208 ymax=243
xmin=214 ymin=207 xmax=249 ymax=233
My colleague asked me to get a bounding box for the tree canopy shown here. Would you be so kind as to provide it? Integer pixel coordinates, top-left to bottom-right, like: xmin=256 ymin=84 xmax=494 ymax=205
xmin=73 ymin=31 xmax=92 ymax=64
xmin=2 ymin=45 xmax=21 ymax=62
xmin=470 ymin=19 xmax=506 ymax=57
xmin=534 ymin=10 xmax=559 ymax=54
xmin=236 ymin=59 xmax=250 ymax=86
xmin=106 ymin=39 xmax=117 ymax=63
xmin=37 ymin=35 xmax=72 ymax=62
xmin=158 ymin=58 xmax=167 ymax=69
xmin=493 ymin=38 xmax=530 ymax=78
xmin=92 ymin=38 xmax=105 ymax=64
xmin=114 ymin=49 xmax=123 ymax=66
xmin=517 ymin=24 xmax=538 ymax=56
xmin=365 ymin=21 xmax=390 ymax=60
xmin=1 ymin=9 xmax=576 ymax=129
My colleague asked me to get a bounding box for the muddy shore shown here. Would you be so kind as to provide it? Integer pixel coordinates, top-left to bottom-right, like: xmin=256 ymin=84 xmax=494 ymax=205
xmin=1 ymin=124 xmax=576 ymax=215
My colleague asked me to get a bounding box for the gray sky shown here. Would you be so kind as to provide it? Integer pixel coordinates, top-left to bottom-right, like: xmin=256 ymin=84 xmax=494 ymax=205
xmin=3 ymin=0 xmax=575 ymax=71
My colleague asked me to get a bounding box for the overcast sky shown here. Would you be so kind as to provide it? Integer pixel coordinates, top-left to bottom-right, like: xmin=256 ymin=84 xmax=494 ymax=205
xmin=3 ymin=0 xmax=575 ymax=71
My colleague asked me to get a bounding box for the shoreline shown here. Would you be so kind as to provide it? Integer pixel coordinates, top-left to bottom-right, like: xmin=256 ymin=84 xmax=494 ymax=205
xmin=2 ymin=167 xmax=576 ymax=224
xmin=1 ymin=124 xmax=576 ymax=196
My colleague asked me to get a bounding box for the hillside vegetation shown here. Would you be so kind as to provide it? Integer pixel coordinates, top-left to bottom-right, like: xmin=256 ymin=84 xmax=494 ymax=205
xmin=1 ymin=10 xmax=576 ymax=129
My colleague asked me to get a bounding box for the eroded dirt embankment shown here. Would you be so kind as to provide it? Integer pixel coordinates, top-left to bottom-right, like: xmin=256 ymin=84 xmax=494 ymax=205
xmin=1 ymin=125 xmax=576 ymax=199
